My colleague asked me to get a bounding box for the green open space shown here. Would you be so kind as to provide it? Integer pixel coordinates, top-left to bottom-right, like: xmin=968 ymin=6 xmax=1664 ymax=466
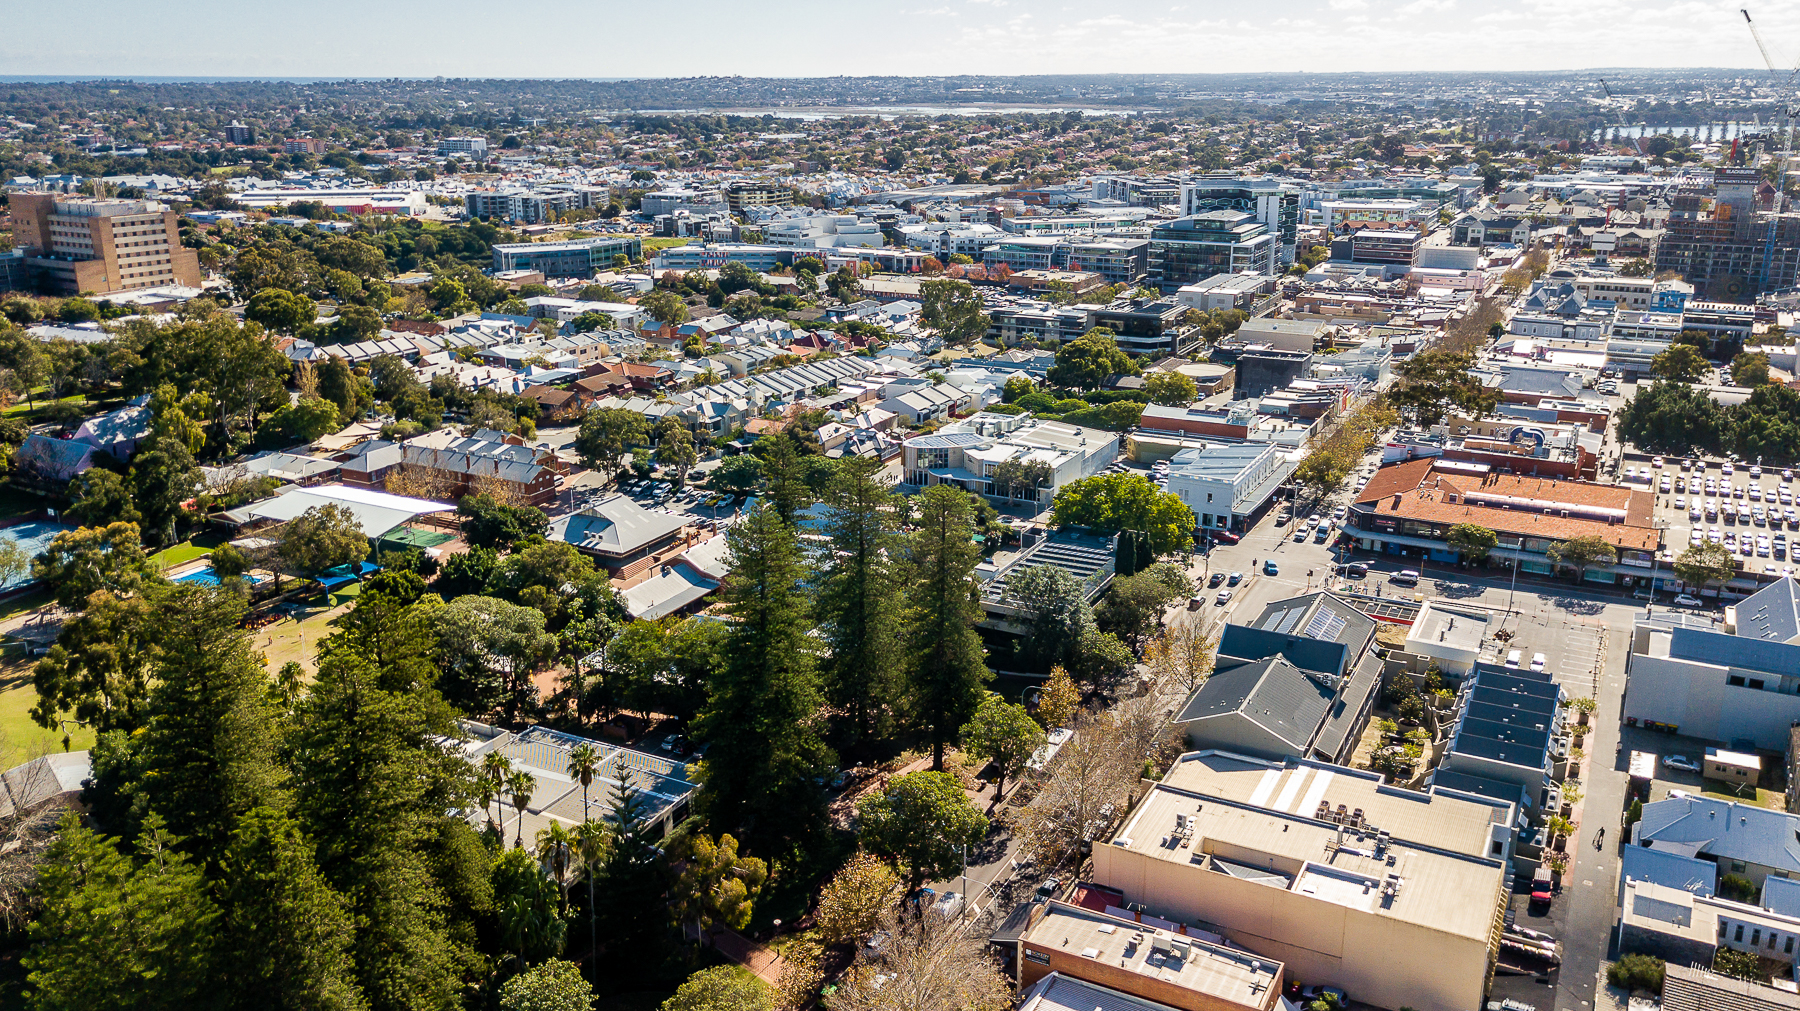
xmin=0 ymin=655 xmax=94 ymax=769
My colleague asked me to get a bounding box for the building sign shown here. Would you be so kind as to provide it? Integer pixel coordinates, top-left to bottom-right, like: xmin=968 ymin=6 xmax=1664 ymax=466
xmin=1024 ymin=949 xmax=1052 ymax=965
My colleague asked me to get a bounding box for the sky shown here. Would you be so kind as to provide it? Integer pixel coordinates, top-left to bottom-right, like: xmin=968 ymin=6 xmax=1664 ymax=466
xmin=9 ymin=0 xmax=1800 ymax=80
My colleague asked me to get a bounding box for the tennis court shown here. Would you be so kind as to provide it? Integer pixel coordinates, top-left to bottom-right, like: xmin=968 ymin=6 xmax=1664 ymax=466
xmin=380 ymin=526 xmax=456 ymax=550
xmin=0 ymin=520 xmax=75 ymax=591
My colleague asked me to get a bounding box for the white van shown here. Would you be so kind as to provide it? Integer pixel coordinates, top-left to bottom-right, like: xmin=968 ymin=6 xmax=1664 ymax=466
xmin=1505 ymin=650 xmax=1522 ymax=668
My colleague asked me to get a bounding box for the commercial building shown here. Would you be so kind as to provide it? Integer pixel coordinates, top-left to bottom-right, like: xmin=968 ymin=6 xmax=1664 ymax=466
xmin=1180 ymin=176 xmax=1301 ymax=263
xmin=1091 ymin=750 xmax=1515 ymax=1011
xmin=997 ymin=904 xmax=1285 ymax=1011
xmin=491 ymin=235 xmax=644 ymax=277
xmin=1173 ymin=592 xmax=1382 ymax=765
xmin=648 ymin=243 xmax=787 ymax=273
xmin=901 ymin=411 xmax=1118 ymax=507
xmin=1163 ymin=441 xmax=1296 ymax=533
xmin=8 ymin=193 xmax=202 ymax=294
xmin=1430 ymin=665 xmax=1565 ymax=818
xmin=1622 ymin=578 xmax=1800 ymax=749
xmin=1089 ymin=298 xmax=1198 ymax=357
xmin=1317 ymin=198 xmax=1423 ymax=232
xmin=1147 ymin=213 xmax=1277 ymax=292
xmin=1176 ymin=273 xmax=1271 ymax=312
xmin=1347 ymin=458 xmax=1661 ymax=586
xmin=437 ymin=136 xmax=489 ymax=157
xmin=1091 ymin=175 xmax=1183 ymax=206
xmin=725 ymin=182 xmax=791 ymax=214
xmin=1328 ymin=229 xmax=1422 ymax=268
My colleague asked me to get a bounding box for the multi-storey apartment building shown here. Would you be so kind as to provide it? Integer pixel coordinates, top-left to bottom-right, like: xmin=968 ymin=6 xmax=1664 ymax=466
xmin=436 ymin=136 xmax=489 ymax=157
xmin=1181 ymin=176 xmax=1302 ymax=263
xmin=1655 ymin=167 xmax=1800 ymax=302
xmin=9 ymin=193 xmax=202 ymax=294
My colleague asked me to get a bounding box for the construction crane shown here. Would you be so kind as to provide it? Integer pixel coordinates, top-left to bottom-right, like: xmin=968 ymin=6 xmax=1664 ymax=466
xmin=1597 ymin=80 xmax=1645 ymax=156
xmin=1741 ymin=8 xmax=1800 ymax=296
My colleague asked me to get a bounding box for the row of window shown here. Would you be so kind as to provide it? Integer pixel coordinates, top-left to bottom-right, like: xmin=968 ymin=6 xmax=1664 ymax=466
xmin=1726 ymin=920 xmax=1798 ymax=955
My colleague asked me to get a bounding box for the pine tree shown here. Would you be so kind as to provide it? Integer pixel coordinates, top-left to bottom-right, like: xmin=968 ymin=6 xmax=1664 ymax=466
xmin=287 ymin=610 xmax=476 ymax=1011
xmin=595 ymin=779 xmax=672 ymax=968
xmin=815 ymin=455 xmax=904 ymax=742
xmin=214 ymin=806 xmax=366 ymax=1010
xmin=903 ymin=486 xmax=991 ymax=770
xmin=25 ymin=813 xmax=220 ymax=1011
xmin=131 ymin=585 xmax=283 ymax=859
xmin=760 ymin=435 xmax=812 ymax=525
xmin=694 ymin=503 xmax=829 ymax=859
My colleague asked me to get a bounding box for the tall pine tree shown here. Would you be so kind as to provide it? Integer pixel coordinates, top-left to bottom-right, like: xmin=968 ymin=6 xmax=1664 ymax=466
xmin=694 ymin=503 xmax=829 ymax=859
xmin=815 ymin=455 xmax=905 ymax=744
xmin=903 ymin=485 xmax=991 ymax=770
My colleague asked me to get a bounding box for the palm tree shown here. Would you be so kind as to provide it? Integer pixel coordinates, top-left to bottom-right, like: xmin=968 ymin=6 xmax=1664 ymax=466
xmin=507 ymin=768 xmax=535 ymax=848
xmin=566 ymin=743 xmax=602 ymax=962
xmin=481 ymin=751 xmax=510 ymax=835
xmin=536 ymin=822 xmax=580 ymax=912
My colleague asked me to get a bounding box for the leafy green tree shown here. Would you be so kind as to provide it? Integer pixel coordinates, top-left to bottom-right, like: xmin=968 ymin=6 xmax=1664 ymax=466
xmin=502 ymin=959 xmax=597 ymax=1011
xmin=661 ymin=966 xmax=770 ymax=1011
xmin=571 ymin=311 xmax=616 ymax=333
xmin=1049 ymin=472 xmax=1194 ymax=556
xmin=318 ymin=355 xmax=375 ymax=421
xmin=66 ymin=469 xmax=142 ymax=528
xmin=670 ymin=833 xmax=768 ymax=937
xmin=960 ymin=695 xmax=1046 ymax=797
xmin=1651 ymin=343 xmax=1711 ymax=383
xmin=1606 ymin=953 xmax=1664 ymax=993
xmin=857 ymin=770 xmax=989 ymax=890
xmin=430 ymin=594 xmax=559 ymax=720
xmin=1713 ymin=947 xmax=1763 ymax=981
xmin=33 ymin=522 xmax=152 ymax=609
xmin=707 ymin=453 xmax=763 ymax=495
xmin=1618 ymin=381 xmax=1727 ymax=456
xmin=1446 ymin=523 xmax=1498 ymax=564
xmin=990 ymin=458 xmax=1054 ymax=503
xmin=1143 ymin=370 xmax=1198 ymax=406
xmin=918 ymin=278 xmax=989 ymax=346
xmin=814 ymin=854 xmax=900 ymax=947
xmin=256 ymin=396 xmax=341 ymax=448
xmin=280 ymin=503 xmax=370 ymax=576
xmin=457 ymin=493 xmax=549 ymax=550
xmin=594 ymin=779 xmax=673 ymax=967
xmin=32 ymin=588 xmax=157 ymax=734
xmin=1073 ymin=627 xmax=1137 ymax=687
xmin=816 ymin=456 xmax=905 ymax=741
xmin=904 ymin=485 xmax=991 ymax=770
xmin=1387 ymin=348 xmax=1498 ymax=427
xmin=574 ymin=408 xmax=650 ymax=483
xmin=1005 ymin=563 xmax=1095 ymax=670
xmin=24 ymin=813 xmax=220 ymax=1011
xmin=244 ymin=287 xmax=317 ymax=334
xmin=1674 ymin=540 xmax=1736 ymax=591
xmin=1731 ymin=383 xmax=1800 ymax=464
xmin=493 ymin=847 xmax=567 ymax=963
xmin=641 ymin=290 xmax=691 ymax=326
xmin=694 ymin=504 xmax=829 ymax=860
xmin=1095 ymin=568 xmax=1187 ymax=646
xmin=1048 ymin=327 xmax=1138 ymax=390
xmin=1732 ymin=351 xmax=1772 ymax=388
xmin=656 ymin=416 xmax=699 ymax=488
xmin=1546 ymin=535 xmax=1618 ymax=581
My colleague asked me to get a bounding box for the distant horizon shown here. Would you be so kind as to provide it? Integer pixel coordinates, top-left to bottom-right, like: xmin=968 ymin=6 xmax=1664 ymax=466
xmin=0 ymin=69 xmax=1769 ymax=85
xmin=5 ymin=0 xmax=1798 ymax=79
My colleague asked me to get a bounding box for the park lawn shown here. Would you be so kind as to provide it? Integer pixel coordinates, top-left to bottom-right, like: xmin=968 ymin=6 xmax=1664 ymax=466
xmin=3 ymin=391 xmax=94 ymax=421
xmin=258 ymin=583 xmax=362 ymax=676
xmin=0 ymin=654 xmax=93 ymax=769
xmin=148 ymin=541 xmax=213 ymax=569
xmin=641 ymin=236 xmax=693 ymax=254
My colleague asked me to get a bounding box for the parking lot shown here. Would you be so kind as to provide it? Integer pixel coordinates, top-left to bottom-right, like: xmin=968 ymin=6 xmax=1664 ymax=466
xmin=1618 ymin=455 xmax=1800 ymax=584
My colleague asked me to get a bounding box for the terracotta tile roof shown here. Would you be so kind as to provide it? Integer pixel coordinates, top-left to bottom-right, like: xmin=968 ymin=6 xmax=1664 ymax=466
xmin=1354 ymin=458 xmax=1659 ymax=552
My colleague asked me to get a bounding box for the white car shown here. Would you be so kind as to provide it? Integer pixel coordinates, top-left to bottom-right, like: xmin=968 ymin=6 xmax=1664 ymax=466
xmin=1675 ymin=497 xmax=1685 ymax=509
xmin=1673 ymin=594 xmax=1705 ymax=607
xmin=1753 ymin=465 xmax=1764 ymax=478
xmin=1750 ymin=486 xmax=1763 ymax=502
xmin=1690 ymin=505 xmax=1704 ymax=522
xmin=1653 ymin=456 xmax=1665 ymax=468
xmin=1662 ymin=755 xmax=1701 ymax=773
xmin=1529 ymin=652 xmax=1547 ymax=672
xmin=1724 ymin=463 xmax=1736 ymax=476
xmin=1660 ymin=477 xmax=1672 ymax=493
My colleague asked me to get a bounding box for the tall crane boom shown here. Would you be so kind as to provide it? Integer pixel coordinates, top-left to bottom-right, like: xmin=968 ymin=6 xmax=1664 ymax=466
xmin=1598 ymin=80 xmax=1645 ymax=156
xmin=1742 ymin=8 xmax=1800 ymax=297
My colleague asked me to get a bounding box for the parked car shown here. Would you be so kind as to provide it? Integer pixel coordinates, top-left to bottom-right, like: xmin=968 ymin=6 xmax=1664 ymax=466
xmin=1211 ymin=530 xmax=1241 ymax=544
xmin=1663 ymin=755 xmax=1701 ymax=773
xmin=1293 ymin=529 xmax=1308 ymax=542
xmin=1227 ymin=572 xmax=1243 ymax=586
xmin=1530 ymin=652 xmax=1547 ymax=672
xmin=1391 ymin=569 xmax=1420 ymax=586
xmin=1215 ymin=590 xmax=1234 ymax=606
xmin=1672 ymin=594 xmax=1705 ymax=607
xmin=1530 ymin=867 xmax=1555 ymax=908
xmin=1208 ymin=572 xmax=1226 ymax=588
xmin=1339 ymin=562 xmax=1368 ymax=578
xmin=1187 ymin=595 xmax=1205 ymax=611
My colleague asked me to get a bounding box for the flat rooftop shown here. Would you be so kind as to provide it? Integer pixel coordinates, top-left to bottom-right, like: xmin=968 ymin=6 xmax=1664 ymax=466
xmin=1109 ymin=751 xmax=1511 ymax=942
xmin=1020 ymin=901 xmax=1281 ymax=1010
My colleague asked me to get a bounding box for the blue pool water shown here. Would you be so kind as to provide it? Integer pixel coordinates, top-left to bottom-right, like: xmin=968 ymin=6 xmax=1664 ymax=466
xmin=176 ymin=565 xmax=221 ymax=585
xmin=0 ymin=521 xmax=76 ymax=591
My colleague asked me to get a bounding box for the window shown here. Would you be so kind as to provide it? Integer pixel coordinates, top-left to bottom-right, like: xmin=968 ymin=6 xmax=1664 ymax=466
xmin=1737 ymin=924 xmax=1746 ymax=942
xmin=1750 ymin=680 xmax=1766 ymax=691
xmin=1730 ymin=675 xmax=1747 ymax=687
xmin=1753 ymin=929 xmax=1762 ymax=946
xmin=1206 ymin=493 xmax=1213 ymax=503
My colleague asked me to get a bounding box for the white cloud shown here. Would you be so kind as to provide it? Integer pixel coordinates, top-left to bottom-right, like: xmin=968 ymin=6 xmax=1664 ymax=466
xmin=1328 ymin=0 xmax=1367 ymax=10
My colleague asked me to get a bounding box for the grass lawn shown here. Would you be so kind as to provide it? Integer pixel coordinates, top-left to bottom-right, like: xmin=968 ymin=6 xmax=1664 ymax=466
xmin=3 ymin=392 xmax=94 ymax=421
xmin=1704 ymin=786 xmax=1787 ymax=809
xmin=148 ymin=541 xmax=213 ymax=569
xmin=0 ymin=654 xmax=93 ymax=768
xmin=258 ymin=584 xmax=362 ymax=676
xmin=642 ymin=236 xmax=694 ymax=254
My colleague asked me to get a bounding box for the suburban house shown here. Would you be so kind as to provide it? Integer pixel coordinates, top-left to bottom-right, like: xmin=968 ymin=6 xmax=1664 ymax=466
xmin=549 ymin=494 xmax=692 ymax=578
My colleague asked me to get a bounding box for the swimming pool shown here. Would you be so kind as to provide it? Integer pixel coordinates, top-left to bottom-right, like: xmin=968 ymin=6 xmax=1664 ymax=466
xmin=0 ymin=520 xmax=76 ymax=591
xmin=172 ymin=563 xmax=270 ymax=587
